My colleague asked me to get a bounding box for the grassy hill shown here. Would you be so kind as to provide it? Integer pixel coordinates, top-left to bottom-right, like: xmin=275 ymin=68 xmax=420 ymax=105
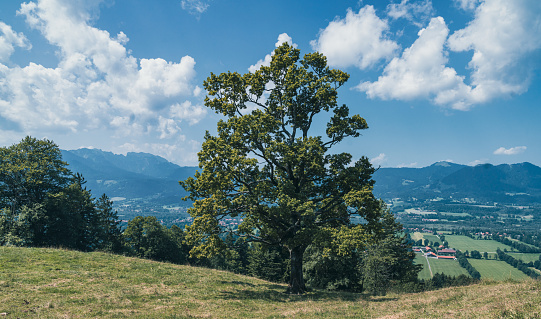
xmin=1 ymin=247 xmax=541 ymax=318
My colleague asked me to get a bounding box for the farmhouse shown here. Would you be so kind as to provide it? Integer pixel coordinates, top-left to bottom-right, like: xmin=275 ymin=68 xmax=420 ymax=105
xmin=437 ymin=248 xmax=457 ymax=256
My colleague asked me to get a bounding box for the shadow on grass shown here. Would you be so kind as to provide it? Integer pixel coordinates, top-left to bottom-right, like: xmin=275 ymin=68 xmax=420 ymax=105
xmin=217 ymin=282 xmax=395 ymax=303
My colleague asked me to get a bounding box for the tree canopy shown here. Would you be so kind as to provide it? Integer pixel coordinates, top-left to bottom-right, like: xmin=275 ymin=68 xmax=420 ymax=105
xmin=181 ymin=43 xmax=388 ymax=294
xmin=0 ymin=136 xmax=122 ymax=252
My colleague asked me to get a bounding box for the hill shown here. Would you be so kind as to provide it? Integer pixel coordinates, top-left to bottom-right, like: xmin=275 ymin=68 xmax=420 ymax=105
xmin=1 ymin=247 xmax=540 ymax=318
xmin=62 ymin=149 xmax=197 ymax=205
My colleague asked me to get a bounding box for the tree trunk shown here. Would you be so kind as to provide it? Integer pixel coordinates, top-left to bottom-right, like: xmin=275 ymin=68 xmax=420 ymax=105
xmin=287 ymin=245 xmax=307 ymax=294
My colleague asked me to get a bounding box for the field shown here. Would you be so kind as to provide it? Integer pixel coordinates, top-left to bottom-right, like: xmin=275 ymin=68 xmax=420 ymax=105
xmin=508 ymin=253 xmax=541 ymax=263
xmin=468 ymin=259 xmax=529 ymax=281
xmin=414 ymin=254 xmax=469 ymax=280
xmin=445 ymin=235 xmax=514 ymax=252
xmin=2 ymin=247 xmax=541 ymax=318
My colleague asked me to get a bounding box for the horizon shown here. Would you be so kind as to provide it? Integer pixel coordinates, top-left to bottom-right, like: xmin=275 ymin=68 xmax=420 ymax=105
xmin=0 ymin=1 xmax=540 ymax=168
xmin=62 ymin=147 xmax=540 ymax=170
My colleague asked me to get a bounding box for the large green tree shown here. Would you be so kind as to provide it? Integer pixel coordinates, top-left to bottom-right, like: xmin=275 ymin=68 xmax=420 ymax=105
xmin=181 ymin=43 xmax=383 ymax=294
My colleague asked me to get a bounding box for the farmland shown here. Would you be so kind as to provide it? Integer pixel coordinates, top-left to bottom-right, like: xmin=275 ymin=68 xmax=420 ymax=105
xmin=414 ymin=254 xmax=469 ymax=280
xmin=468 ymin=259 xmax=529 ymax=281
xmin=411 ymin=232 xmax=540 ymax=281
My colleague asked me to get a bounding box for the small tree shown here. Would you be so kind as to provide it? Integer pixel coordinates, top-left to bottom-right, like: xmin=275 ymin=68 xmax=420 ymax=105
xmin=181 ymin=43 xmax=383 ymax=294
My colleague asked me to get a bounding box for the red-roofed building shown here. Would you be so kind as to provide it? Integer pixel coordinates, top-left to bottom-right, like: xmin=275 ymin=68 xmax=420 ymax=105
xmin=437 ymin=248 xmax=457 ymax=256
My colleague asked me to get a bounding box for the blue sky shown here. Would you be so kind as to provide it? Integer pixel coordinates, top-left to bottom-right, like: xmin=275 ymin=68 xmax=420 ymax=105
xmin=0 ymin=0 xmax=540 ymax=168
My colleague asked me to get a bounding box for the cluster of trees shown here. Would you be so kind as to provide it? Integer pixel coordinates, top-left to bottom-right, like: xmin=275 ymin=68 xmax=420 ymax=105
xmin=455 ymin=250 xmax=481 ymax=280
xmin=0 ymin=137 xmax=122 ymax=252
xmin=493 ymin=235 xmax=541 ymax=253
xmin=495 ymin=248 xmax=539 ymax=279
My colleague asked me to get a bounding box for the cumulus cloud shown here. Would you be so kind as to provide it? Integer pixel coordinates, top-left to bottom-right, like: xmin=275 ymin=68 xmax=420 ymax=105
xmin=248 ymin=33 xmax=297 ymax=73
xmin=494 ymin=146 xmax=527 ymax=155
xmin=447 ymin=0 xmax=541 ymax=105
xmin=358 ymin=17 xmax=472 ymax=109
xmin=387 ymin=0 xmax=435 ymax=27
xmin=0 ymin=0 xmax=205 ymax=140
xmin=359 ymin=0 xmax=541 ymax=110
xmin=311 ymin=6 xmax=399 ymax=69
xmin=0 ymin=22 xmax=32 ymax=62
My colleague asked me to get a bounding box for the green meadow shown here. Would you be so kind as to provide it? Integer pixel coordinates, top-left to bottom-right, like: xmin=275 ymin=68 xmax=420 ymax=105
xmin=414 ymin=254 xmax=469 ymax=280
xmin=1 ymin=247 xmax=541 ymax=318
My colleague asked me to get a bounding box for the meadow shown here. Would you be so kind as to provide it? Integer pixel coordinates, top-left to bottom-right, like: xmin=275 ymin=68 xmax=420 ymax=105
xmin=414 ymin=254 xmax=469 ymax=280
xmin=2 ymin=247 xmax=541 ymax=318
xmin=468 ymin=259 xmax=529 ymax=281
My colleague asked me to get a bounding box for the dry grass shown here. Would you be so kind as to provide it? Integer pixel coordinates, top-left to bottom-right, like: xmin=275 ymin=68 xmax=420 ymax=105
xmin=1 ymin=247 xmax=540 ymax=318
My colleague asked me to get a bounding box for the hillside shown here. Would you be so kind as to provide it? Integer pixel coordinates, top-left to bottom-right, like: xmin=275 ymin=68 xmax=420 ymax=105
xmin=1 ymin=247 xmax=540 ymax=318
xmin=62 ymin=149 xmax=197 ymax=204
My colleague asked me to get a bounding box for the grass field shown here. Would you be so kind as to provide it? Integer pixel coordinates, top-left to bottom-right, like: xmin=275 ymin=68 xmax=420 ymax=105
xmin=2 ymin=247 xmax=541 ymax=318
xmin=414 ymin=254 xmax=470 ymax=280
xmin=508 ymin=253 xmax=541 ymax=263
xmin=469 ymin=259 xmax=529 ymax=281
xmin=445 ymin=235 xmax=514 ymax=252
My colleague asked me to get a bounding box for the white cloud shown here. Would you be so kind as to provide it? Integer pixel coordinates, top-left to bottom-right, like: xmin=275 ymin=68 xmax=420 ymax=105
xmin=397 ymin=162 xmax=419 ymax=168
xmin=371 ymin=153 xmax=388 ymax=166
xmin=494 ymin=146 xmax=527 ymax=155
xmin=447 ymin=0 xmax=541 ymax=105
xmin=311 ymin=6 xmax=399 ymax=69
xmin=116 ymin=138 xmax=201 ymax=166
xmin=468 ymin=159 xmax=487 ymax=166
xmin=358 ymin=17 xmax=472 ymax=110
xmin=0 ymin=0 xmax=205 ymax=140
xmin=248 ymin=33 xmax=297 ymax=73
xmin=360 ymin=0 xmax=541 ymax=110
xmin=454 ymin=0 xmax=479 ymax=11
xmin=181 ymin=0 xmax=210 ymax=16
xmin=0 ymin=22 xmax=31 ymax=62
xmin=387 ymin=0 xmax=435 ymax=27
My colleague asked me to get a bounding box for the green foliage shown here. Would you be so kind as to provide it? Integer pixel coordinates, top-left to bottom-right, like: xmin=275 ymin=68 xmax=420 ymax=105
xmin=123 ymin=216 xmax=189 ymax=264
xmin=181 ymin=43 xmax=383 ymax=294
xmin=247 ymin=242 xmax=290 ymax=283
xmin=0 ymin=137 xmax=123 ymax=252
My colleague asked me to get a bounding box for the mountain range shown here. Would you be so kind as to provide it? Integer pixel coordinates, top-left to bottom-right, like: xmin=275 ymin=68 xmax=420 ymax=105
xmin=61 ymin=148 xmax=196 ymax=204
xmin=372 ymin=161 xmax=541 ymax=204
xmin=61 ymin=149 xmax=541 ymax=206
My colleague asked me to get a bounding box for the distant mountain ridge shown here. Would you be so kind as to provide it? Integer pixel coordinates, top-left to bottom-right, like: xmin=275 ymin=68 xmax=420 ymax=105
xmin=61 ymin=149 xmax=541 ymax=205
xmin=61 ymin=148 xmax=197 ymax=204
xmin=373 ymin=161 xmax=541 ymax=204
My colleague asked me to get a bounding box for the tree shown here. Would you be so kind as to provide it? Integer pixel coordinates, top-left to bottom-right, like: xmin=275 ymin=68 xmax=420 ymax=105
xmin=123 ymin=216 xmax=188 ymax=264
xmin=0 ymin=137 xmax=123 ymax=251
xmin=181 ymin=43 xmax=385 ymax=294
xmin=0 ymin=136 xmax=71 ymax=212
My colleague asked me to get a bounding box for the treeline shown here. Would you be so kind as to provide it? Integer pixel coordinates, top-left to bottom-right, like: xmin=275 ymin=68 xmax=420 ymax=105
xmin=493 ymin=234 xmax=541 ymax=253
xmin=455 ymin=250 xmax=481 ymax=279
xmin=496 ymin=248 xmax=539 ymax=279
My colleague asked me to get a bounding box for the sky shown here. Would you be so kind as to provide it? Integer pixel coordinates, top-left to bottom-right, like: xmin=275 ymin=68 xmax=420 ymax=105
xmin=0 ymin=0 xmax=540 ymax=168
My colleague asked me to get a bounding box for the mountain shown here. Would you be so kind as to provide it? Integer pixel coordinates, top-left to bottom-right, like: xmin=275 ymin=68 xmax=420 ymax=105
xmin=61 ymin=148 xmax=541 ymax=206
xmin=62 ymin=148 xmax=197 ymax=204
xmin=373 ymin=162 xmax=541 ymax=204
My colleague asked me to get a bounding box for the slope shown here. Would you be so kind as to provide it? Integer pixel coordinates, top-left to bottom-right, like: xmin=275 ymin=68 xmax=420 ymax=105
xmin=1 ymin=247 xmax=540 ymax=318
